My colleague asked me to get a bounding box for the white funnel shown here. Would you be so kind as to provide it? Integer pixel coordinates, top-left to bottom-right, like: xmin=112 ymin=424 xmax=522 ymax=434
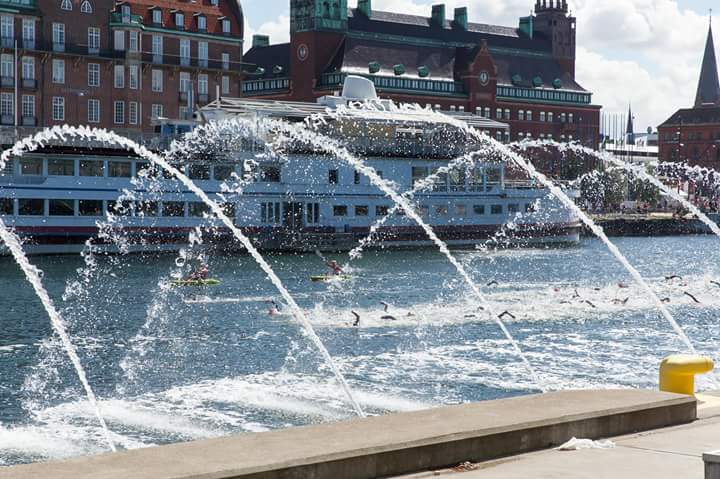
xmin=341 ymin=75 xmax=378 ymax=100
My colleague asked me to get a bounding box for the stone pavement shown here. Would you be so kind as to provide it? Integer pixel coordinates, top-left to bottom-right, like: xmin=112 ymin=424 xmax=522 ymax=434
xmin=397 ymin=393 xmax=720 ymax=479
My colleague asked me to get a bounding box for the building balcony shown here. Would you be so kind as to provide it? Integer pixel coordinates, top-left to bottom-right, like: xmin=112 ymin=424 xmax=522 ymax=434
xmin=21 ymin=115 xmax=36 ymax=126
xmin=0 ymin=0 xmax=35 ymax=8
xmin=22 ymin=39 xmax=35 ymax=49
xmin=180 ymin=57 xmax=190 ymax=66
xmin=178 ymin=91 xmax=188 ymax=102
xmin=198 ymin=93 xmax=209 ymax=104
xmin=0 ymin=114 xmax=13 ymax=126
xmin=1 ymin=37 xmax=12 ymax=48
xmin=198 ymin=59 xmax=208 ymax=68
xmin=53 ymin=42 xmax=65 ymax=53
xmin=21 ymin=78 xmax=37 ymax=90
xmin=0 ymin=76 xmax=13 ymax=88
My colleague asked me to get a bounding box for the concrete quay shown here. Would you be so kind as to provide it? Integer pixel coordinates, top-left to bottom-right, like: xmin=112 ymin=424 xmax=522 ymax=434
xmin=397 ymin=393 xmax=720 ymax=479
xmin=0 ymin=390 xmax=696 ymax=479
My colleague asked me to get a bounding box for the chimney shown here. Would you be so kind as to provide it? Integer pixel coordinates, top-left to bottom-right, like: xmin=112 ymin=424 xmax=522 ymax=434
xmin=431 ymin=4 xmax=445 ymax=28
xmin=519 ymin=15 xmax=533 ymax=38
xmin=453 ymin=7 xmax=467 ymax=31
xmin=357 ymin=0 xmax=371 ymax=17
xmin=252 ymin=34 xmax=269 ymax=48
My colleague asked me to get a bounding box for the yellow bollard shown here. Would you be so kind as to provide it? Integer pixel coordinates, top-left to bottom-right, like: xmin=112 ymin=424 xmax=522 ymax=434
xmin=659 ymin=354 xmax=714 ymax=396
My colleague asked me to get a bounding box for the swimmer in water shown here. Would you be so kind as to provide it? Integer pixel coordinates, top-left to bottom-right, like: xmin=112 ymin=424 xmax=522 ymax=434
xmin=486 ymin=280 xmax=499 ymax=287
xmin=351 ymin=311 xmax=360 ymax=327
xmin=498 ymin=311 xmax=516 ymax=320
xmin=267 ymin=300 xmax=280 ymax=316
xmin=665 ymin=275 xmax=683 ymax=281
xmin=711 ymin=280 xmax=720 ymax=288
xmin=380 ymin=301 xmax=390 ymax=312
xmin=684 ymin=291 xmax=700 ymax=304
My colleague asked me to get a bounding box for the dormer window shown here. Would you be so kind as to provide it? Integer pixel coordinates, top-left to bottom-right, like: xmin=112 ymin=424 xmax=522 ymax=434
xmin=222 ymin=19 xmax=230 ymax=34
xmin=80 ymin=0 xmax=92 ymax=13
xmin=209 ymin=0 xmax=218 ymax=5
xmin=196 ymin=14 xmax=206 ymax=31
xmin=120 ymin=4 xmax=131 ymax=22
xmin=151 ymin=8 xmax=161 ymax=25
xmin=60 ymin=0 xmax=72 ymax=10
xmin=174 ymin=12 xmax=184 ymax=29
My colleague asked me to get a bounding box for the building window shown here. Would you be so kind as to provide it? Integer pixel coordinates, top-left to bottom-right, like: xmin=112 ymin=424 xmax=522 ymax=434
xmin=88 ymin=63 xmax=99 ymax=87
xmin=0 ymin=54 xmax=12 ymax=79
xmin=21 ymin=95 xmax=34 ymax=118
xmin=129 ymin=30 xmax=138 ymax=52
xmin=151 ymin=35 xmax=162 ymax=61
xmin=18 ymin=199 xmax=44 ymax=216
xmin=47 ymin=159 xmax=74 ymax=176
xmin=152 ymin=9 xmax=162 ymax=24
xmin=197 ymin=15 xmax=206 ymax=31
xmin=1 ymin=16 xmax=13 ymax=47
xmin=114 ymin=65 xmax=124 ymax=88
xmin=114 ymin=30 xmax=125 ymax=51
xmin=222 ymin=19 xmax=230 ymax=33
xmin=128 ymin=101 xmax=138 ymax=124
xmin=22 ymin=19 xmax=34 ymax=49
xmin=221 ymin=75 xmax=229 ymax=94
xmin=151 ymin=103 xmax=163 ymax=119
xmin=547 ymin=112 xmax=554 ymax=122
xmin=568 ymin=113 xmax=574 ymax=123
xmin=151 ymin=69 xmax=163 ymax=92
xmin=496 ymin=108 xmax=502 ymax=120
xmin=129 ymin=64 xmax=138 ymax=89
xmin=52 ymin=96 xmax=64 ymax=121
xmin=526 ymin=110 xmax=533 ymax=121
xmin=491 ymin=205 xmax=503 ymax=215
xmin=540 ymin=111 xmax=546 ymax=122
xmin=52 ymin=23 xmax=65 ymax=51
xmin=221 ymin=52 xmax=229 ymax=70
xmin=114 ymin=101 xmax=124 ymax=124
xmin=80 ymin=0 xmax=92 ymax=13
xmin=60 ymin=0 xmax=72 ymax=10
xmin=179 ymin=71 xmax=190 ymax=92
xmin=87 ymin=98 xmax=100 ymax=123
xmin=518 ymin=110 xmax=524 ymax=121
xmin=52 ymin=59 xmax=64 ymax=84
xmin=0 ymin=92 xmax=13 ymax=117
xmin=88 ymin=27 xmax=100 ymax=53
xmin=504 ymin=109 xmax=510 ymax=120
xmin=198 ymin=41 xmax=208 ymax=67
xmin=174 ymin=12 xmax=184 ymax=29
xmin=333 ymin=205 xmax=347 ymax=216
xmin=179 ymin=39 xmax=190 ymax=65
xmin=198 ymin=73 xmax=208 ymax=95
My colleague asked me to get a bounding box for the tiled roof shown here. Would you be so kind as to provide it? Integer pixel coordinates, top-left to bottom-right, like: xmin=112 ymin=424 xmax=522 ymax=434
xmin=659 ymin=107 xmax=720 ymax=127
xmin=493 ymin=53 xmax=588 ymax=92
xmin=243 ymin=43 xmax=290 ymax=78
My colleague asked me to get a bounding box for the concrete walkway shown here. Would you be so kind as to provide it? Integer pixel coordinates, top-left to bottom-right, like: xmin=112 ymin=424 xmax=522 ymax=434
xmin=397 ymin=394 xmax=720 ymax=479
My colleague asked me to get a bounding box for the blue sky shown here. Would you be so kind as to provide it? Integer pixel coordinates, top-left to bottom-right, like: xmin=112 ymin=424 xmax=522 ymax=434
xmin=243 ymin=1 xmax=718 ymax=129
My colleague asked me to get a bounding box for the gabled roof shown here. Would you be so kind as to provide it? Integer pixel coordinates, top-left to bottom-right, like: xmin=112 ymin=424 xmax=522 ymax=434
xmin=659 ymin=106 xmax=720 ymax=127
xmin=695 ymin=23 xmax=720 ymax=107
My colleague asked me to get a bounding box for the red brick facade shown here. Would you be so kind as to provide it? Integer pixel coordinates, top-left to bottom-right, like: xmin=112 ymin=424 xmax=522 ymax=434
xmin=0 ymin=0 xmax=243 ymax=135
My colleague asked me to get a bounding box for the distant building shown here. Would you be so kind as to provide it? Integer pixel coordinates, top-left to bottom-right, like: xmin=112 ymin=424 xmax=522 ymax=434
xmin=0 ymin=0 xmax=244 ymax=139
xmin=658 ymin=21 xmax=720 ymax=166
xmin=244 ymin=0 xmax=601 ymax=148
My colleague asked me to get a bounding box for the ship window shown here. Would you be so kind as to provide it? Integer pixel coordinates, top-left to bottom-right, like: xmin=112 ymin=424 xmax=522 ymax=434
xmin=108 ymin=161 xmax=131 ymax=178
xmin=49 ymin=199 xmax=74 ymax=216
xmin=306 ymin=203 xmax=320 ymax=224
xmin=189 ymin=202 xmax=210 ymax=217
xmin=260 ymin=165 xmax=280 ymax=182
xmin=47 ymin=158 xmax=75 ymax=176
xmin=189 ymin=164 xmax=211 ymax=180
xmin=162 ymin=201 xmax=185 ymax=217
xmin=355 ymin=205 xmax=368 ymax=217
xmin=213 ymin=165 xmax=234 ymax=181
xmin=376 ymin=205 xmax=389 ymax=216
xmin=411 ymin=166 xmax=429 ymax=187
xmin=525 ymin=203 xmax=535 ymax=213
xmin=261 ymin=202 xmax=280 ymax=223
xmin=107 ymin=200 xmax=132 ymax=216
xmin=80 ymin=160 xmax=104 ymax=177
xmin=135 ymin=162 xmax=159 ymax=179
xmin=455 ymin=205 xmax=466 ymax=216
xmin=449 ymin=168 xmax=466 ymax=192
xmin=486 ymin=167 xmax=501 ymax=187
xmin=435 ymin=205 xmax=448 ymax=216
xmin=79 ymin=200 xmax=103 ymax=216
xmin=136 ymin=201 xmax=158 ymax=217
xmin=473 ymin=205 xmax=485 ymax=215
xmin=354 ymin=171 xmax=360 ymax=185
xmin=328 ymin=169 xmax=338 ymax=184
xmin=333 ymin=205 xmax=347 ymax=216
xmin=20 ymin=158 xmax=43 ymax=175
xmin=0 ymin=198 xmax=12 ymax=215
xmin=508 ymin=204 xmax=519 ymax=213
xmin=221 ymin=203 xmax=236 ymax=219
xmin=491 ymin=204 xmax=503 ymax=215
xmin=18 ymin=198 xmax=43 ymax=215
xmin=418 ymin=205 xmax=429 ymax=217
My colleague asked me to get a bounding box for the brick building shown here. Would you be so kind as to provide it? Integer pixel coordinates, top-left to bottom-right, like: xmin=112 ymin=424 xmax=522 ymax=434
xmin=0 ymin=0 xmax=243 ymax=136
xmin=658 ymin=22 xmax=720 ymax=167
xmin=243 ymin=0 xmax=600 ymax=148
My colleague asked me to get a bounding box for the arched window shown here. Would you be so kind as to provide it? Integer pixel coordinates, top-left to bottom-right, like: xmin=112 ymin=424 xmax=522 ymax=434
xmin=60 ymin=0 xmax=72 ymax=10
xmin=80 ymin=0 xmax=92 ymax=13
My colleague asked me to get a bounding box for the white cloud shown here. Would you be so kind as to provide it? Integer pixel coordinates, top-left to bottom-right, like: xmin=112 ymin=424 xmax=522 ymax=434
xmin=244 ymin=15 xmax=290 ymax=50
xmin=244 ymin=0 xmax=715 ymax=129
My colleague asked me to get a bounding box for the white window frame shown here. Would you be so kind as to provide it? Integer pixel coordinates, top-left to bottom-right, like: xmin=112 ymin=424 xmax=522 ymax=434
xmin=221 ymin=52 xmax=229 ymax=70
xmin=129 ymin=30 xmax=138 ymax=52
xmin=129 ymin=64 xmax=138 ymax=89
xmin=128 ymin=101 xmax=138 ymax=124
xmin=1 ymin=16 xmax=13 ymax=45
xmin=179 ymin=38 xmax=190 ymax=65
xmin=80 ymin=0 xmax=92 ymax=13
xmin=52 ymin=96 xmax=65 ymax=121
xmin=21 ymin=56 xmax=34 ymax=80
xmin=114 ymin=30 xmax=125 ymax=51
xmin=88 ymin=27 xmax=100 ymax=52
xmin=1 ymin=54 xmax=13 ymax=79
xmin=87 ymin=98 xmax=100 ymax=123
xmin=198 ymin=73 xmax=208 ymax=95
xmin=222 ymin=19 xmax=230 ymax=33
xmin=151 ymin=103 xmax=163 ymax=119
xmin=179 ymin=71 xmax=191 ymax=92
xmin=221 ymin=75 xmax=229 ymax=95
xmin=60 ymin=0 xmax=72 ymax=11
xmin=113 ymin=100 xmax=124 ymax=124
xmin=52 ymin=23 xmax=65 ymax=48
xmin=151 ymin=69 xmax=163 ymax=92
xmin=52 ymin=59 xmax=65 ymax=84
xmin=114 ymin=64 xmax=124 ymax=88
xmin=88 ymin=62 xmax=100 ymax=87
xmin=197 ymin=15 xmax=206 ymax=31
xmin=198 ymin=41 xmax=208 ymax=67
xmin=21 ymin=18 xmax=34 ymax=48
xmin=21 ymin=94 xmax=34 ymax=118
xmin=0 ymin=92 xmax=14 ymax=116
xmin=174 ymin=12 xmax=184 ymax=28
xmin=152 ymin=8 xmax=162 ymax=24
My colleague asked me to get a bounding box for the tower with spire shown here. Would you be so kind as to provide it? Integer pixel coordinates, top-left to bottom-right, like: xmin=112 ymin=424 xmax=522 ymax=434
xmin=695 ymin=18 xmax=720 ymax=107
xmin=626 ymin=104 xmax=635 ymax=146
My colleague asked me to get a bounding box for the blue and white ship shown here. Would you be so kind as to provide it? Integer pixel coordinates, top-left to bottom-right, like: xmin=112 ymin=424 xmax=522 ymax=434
xmin=0 ymin=77 xmax=581 ymax=255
